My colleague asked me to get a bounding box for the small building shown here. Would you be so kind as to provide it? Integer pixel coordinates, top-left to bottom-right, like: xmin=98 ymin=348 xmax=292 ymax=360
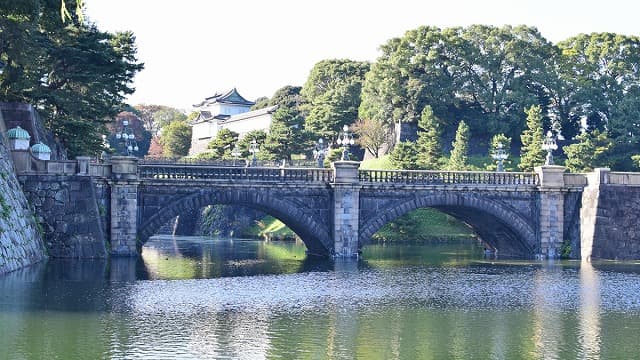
xmin=189 ymin=88 xmax=277 ymax=155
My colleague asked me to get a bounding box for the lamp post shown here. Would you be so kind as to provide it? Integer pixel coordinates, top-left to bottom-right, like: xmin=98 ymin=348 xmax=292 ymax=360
xmin=491 ymin=143 xmax=508 ymax=172
xmin=231 ymin=143 xmax=241 ymax=166
xmin=114 ymin=119 xmax=138 ymax=156
xmin=249 ymin=138 xmax=260 ymax=167
xmin=336 ymin=125 xmax=355 ymax=161
xmin=542 ymin=130 xmax=558 ymax=165
xmin=313 ymin=138 xmax=327 ymax=168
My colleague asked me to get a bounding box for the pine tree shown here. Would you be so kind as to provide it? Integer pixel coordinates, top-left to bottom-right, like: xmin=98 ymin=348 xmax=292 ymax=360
xmin=519 ymin=105 xmax=546 ymax=171
xmin=416 ymin=105 xmax=442 ymax=169
xmin=447 ymin=121 xmax=470 ymax=170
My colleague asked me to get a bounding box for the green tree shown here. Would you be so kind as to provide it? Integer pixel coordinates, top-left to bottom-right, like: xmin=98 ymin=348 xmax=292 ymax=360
xmin=389 ymin=142 xmax=419 ymax=170
xmin=564 ymin=130 xmax=612 ymax=172
xmin=262 ymin=86 xmax=309 ymax=162
xmin=159 ymin=121 xmax=192 ymax=158
xmin=556 ymin=33 xmax=640 ymax=134
xmin=204 ymin=128 xmax=238 ymax=159
xmin=447 ymin=121 xmax=470 ymax=170
xmin=519 ymin=105 xmax=546 ymax=171
xmin=359 ymin=25 xmax=555 ymax=144
xmin=416 ymin=105 xmax=442 ymax=169
xmin=303 ymin=59 xmax=370 ymax=141
xmin=0 ymin=0 xmax=143 ymax=157
xmin=351 ymin=118 xmax=388 ymax=158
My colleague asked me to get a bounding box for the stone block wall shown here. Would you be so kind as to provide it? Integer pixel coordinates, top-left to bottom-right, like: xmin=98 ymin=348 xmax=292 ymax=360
xmin=0 ymin=132 xmax=47 ymax=275
xmin=582 ymin=184 xmax=640 ymax=260
xmin=18 ymin=175 xmax=108 ymax=258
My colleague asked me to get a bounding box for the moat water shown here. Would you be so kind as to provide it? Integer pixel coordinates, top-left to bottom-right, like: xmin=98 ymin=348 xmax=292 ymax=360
xmin=1 ymin=236 xmax=640 ymax=359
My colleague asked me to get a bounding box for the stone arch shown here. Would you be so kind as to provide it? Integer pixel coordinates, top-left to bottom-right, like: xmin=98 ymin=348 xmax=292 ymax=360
xmin=138 ymin=189 xmax=332 ymax=256
xmin=359 ymin=193 xmax=537 ymax=257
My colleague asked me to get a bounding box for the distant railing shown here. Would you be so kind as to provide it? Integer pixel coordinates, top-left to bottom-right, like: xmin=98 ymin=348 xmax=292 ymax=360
xmin=139 ymin=164 xmax=333 ymax=183
xmin=140 ymin=157 xmax=318 ymax=168
xmin=359 ymin=169 xmax=540 ymax=186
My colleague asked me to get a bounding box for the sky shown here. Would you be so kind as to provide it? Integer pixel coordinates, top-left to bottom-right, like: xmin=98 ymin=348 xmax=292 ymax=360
xmin=85 ymin=0 xmax=640 ymax=110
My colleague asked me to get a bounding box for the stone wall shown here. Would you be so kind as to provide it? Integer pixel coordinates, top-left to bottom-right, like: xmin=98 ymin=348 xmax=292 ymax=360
xmin=0 ymin=126 xmax=47 ymax=275
xmin=581 ymin=169 xmax=640 ymax=260
xmin=18 ymin=175 xmax=108 ymax=258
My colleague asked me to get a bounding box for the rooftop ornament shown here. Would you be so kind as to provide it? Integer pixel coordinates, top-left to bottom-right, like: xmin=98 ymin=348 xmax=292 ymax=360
xmin=542 ymin=130 xmax=558 ymax=165
xmin=336 ymin=125 xmax=355 ymax=161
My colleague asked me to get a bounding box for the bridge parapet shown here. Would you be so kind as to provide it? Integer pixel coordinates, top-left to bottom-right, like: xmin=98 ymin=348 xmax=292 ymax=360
xmin=138 ymin=164 xmax=333 ymax=183
xmin=359 ymin=169 xmax=539 ymax=186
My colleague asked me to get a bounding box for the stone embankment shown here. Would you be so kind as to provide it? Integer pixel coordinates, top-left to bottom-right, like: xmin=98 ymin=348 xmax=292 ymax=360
xmin=0 ymin=134 xmax=46 ymax=275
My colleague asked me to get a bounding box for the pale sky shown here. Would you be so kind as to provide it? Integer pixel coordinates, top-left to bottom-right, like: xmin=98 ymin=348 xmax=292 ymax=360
xmin=85 ymin=0 xmax=640 ymax=110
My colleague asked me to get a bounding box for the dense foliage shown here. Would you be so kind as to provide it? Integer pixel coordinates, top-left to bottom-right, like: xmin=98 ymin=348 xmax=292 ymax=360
xmin=0 ymin=0 xmax=143 ymax=157
xmin=359 ymin=25 xmax=640 ymax=171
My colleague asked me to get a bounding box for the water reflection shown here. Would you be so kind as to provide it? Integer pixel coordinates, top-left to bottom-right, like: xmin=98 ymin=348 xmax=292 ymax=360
xmin=579 ymin=261 xmax=601 ymax=359
xmin=2 ymin=237 xmax=640 ymax=359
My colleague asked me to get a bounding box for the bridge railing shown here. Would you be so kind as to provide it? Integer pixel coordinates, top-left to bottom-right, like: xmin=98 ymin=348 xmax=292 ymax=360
xmin=139 ymin=157 xmax=318 ymax=168
xmin=139 ymin=164 xmax=333 ymax=183
xmin=358 ymin=169 xmax=539 ymax=186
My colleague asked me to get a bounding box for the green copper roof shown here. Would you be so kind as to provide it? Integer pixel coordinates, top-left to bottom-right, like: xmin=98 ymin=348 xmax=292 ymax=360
xmin=7 ymin=126 xmax=31 ymax=140
xmin=31 ymin=142 xmax=51 ymax=153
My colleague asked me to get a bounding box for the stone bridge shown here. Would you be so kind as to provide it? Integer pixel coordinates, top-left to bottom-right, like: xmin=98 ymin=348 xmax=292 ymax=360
xmin=14 ymin=154 xmax=640 ymax=260
xmin=102 ymin=157 xmax=580 ymax=259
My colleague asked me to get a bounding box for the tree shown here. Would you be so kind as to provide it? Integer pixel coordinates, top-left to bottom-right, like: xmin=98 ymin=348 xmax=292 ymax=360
xmin=147 ymin=136 xmax=164 ymax=158
xmin=351 ymin=118 xmax=388 ymax=158
xmin=204 ymin=128 xmax=238 ymax=159
xmin=261 ymin=86 xmax=309 ymax=162
xmin=519 ymin=105 xmax=546 ymax=171
xmin=447 ymin=121 xmax=470 ymax=170
xmin=134 ymin=105 xmax=187 ymax=137
xmin=564 ymin=130 xmax=612 ymax=172
xmin=359 ymin=25 xmax=556 ymax=145
xmin=159 ymin=121 xmax=192 ymax=158
xmin=556 ymin=33 xmax=640 ymax=134
xmin=0 ymin=0 xmax=143 ymax=157
xmin=389 ymin=142 xmax=419 ymax=170
xmin=416 ymin=105 xmax=442 ymax=169
xmin=303 ymin=59 xmax=370 ymax=141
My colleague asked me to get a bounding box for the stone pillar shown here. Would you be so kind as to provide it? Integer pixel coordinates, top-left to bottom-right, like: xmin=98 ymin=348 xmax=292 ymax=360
xmin=109 ymin=156 xmax=139 ymax=256
xmin=535 ymin=165 xmax=566 ymax=259
xmin=580 ymin=168 xmax=609 ymax=262
xmin=76 ymin=156 xmax=91 ymax=175
xmin=331 ymin=161 xmax=361 ymax=258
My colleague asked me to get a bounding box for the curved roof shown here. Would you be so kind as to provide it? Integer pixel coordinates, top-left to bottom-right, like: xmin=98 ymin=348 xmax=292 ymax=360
xmin=7 ymin=126 xmax=31 ymax=140
xmin=193 ymin=88 xmax=255 ymax=107
xmin=31 ymin=142 xmax=51 ymax=153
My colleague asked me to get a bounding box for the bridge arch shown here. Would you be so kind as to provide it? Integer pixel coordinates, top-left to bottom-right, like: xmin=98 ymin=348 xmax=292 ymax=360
xmin=138 ymin=189 xmax=332 ymax=256
xmin=359 ymin=193 xmax=537 ymax=257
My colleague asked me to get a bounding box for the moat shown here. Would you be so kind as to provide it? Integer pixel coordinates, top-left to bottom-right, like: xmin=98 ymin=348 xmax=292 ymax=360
xmin=1 ymin=236 xmax=640 ymax=359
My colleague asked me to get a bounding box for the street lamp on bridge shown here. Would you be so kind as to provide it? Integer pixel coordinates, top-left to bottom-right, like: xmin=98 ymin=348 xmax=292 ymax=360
xmin=114 ymin=119 xmax=138 ymax=156
xmin=231 ymin=143 xmax=241 ymax=166
xmin=542 ymin=131 xmax=558 ymax=165
xmin=249 ymin=139 xmax=260 ymax=167
xmin=313 ymin=138 xmax=327 ymax=168
xmin=336 ymin=125 xmax=355 ymax=161
xmin=491 ymin=143 xmax=508 ymax=172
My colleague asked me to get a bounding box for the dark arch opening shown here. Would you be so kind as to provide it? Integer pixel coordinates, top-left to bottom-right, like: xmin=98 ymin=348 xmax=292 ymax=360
xmin=138 ymin=190 xmax=332 ymax=256
xmin=359 ymin=195 xmax=536 ymax=258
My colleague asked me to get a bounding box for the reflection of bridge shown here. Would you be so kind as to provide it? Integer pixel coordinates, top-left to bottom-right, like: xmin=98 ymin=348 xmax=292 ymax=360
xmin=17 ymin=155 xmax=640 ymax=260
